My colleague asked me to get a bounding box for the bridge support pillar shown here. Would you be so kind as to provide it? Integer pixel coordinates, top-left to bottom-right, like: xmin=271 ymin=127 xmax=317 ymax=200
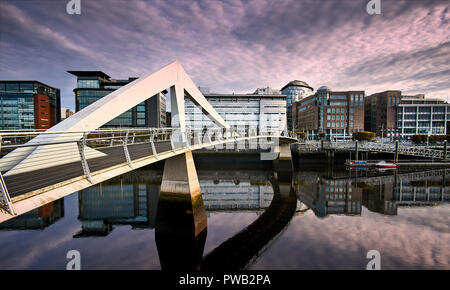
xmin=273 ymin=144 xmax=293 ymax=181
xmin=159 ymin=151 xmax=206 ymax=236
xmin=155 ymin=151 xmax=207 ymax=270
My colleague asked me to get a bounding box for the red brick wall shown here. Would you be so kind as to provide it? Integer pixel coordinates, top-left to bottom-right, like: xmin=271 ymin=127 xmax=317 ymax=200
xmin=33 ymin=94 xmax=51 ymax=129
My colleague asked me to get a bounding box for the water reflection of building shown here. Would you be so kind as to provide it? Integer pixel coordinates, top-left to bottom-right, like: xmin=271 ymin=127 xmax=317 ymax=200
xmin=75 ymin=170 xmax=275 ymax=237
xmin=75 ymin=183 xmax=160 ymax=237
xmin=299 ymin=170 xmax=450 ymax=218
xmin=395 ymin=179 xmax=449 ymax=206
xmin=299 ymin=177 xmax=363 ymax=217
xmin=0 ymin=200 xmax=64 ymax=230
xmin=361 ymin=181 xmax=397 ymax=215
xmin=202 ymin=180 xmax=273 ymax=211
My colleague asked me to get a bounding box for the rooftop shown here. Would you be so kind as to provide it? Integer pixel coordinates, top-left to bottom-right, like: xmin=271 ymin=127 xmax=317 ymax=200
xmin=0 ymin=80 xmax=59 ymax=90
xmin=281 ymin=80 xmax=313 ymax=92
xmin=67 ymin=71 xmax=111 ymax=80
xmin=204 ymin=93 xmax=286 ymax=98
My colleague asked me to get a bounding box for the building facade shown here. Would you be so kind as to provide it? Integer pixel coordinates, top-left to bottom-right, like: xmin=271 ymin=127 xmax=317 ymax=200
xmin=364 ymin=91 xmax=450 ymax=140
xmin=185 ymin=92 xmax=286 ymax=132
xmin=68 ymin=71 xmax=166 ymax=128
xmin=293 ymin=86 xmax=365 ymax=140
xmin=252 ymin=86 xmax=281 ymax=95
xmin=0 ymin=80 xmax=61 ymax=130
xmin=396 ymin=95 xmax=450 ymax=140
xmin=60 ymin=107 xmax=74 ymax=120
xmin=281 ymin=80 xmax=314 ymax=130
xmin=364 ymin=90 xmax=402 ymax=137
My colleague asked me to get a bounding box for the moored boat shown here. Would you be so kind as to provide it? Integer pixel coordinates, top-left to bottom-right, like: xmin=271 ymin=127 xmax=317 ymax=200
xmin=376 ymin=160 xmax=397 ymax=169
xmin=345 ymin=160 xmax=367 ymax=166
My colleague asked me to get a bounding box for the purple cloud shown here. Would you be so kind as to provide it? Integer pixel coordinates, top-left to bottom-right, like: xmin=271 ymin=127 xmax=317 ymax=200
xmin=0 ymin=0 xmax=449 ymax=111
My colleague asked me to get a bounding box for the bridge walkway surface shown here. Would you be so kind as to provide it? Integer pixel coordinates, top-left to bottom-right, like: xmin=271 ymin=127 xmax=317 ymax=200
xmin=4 ymin=141 xmax=173 ymax=198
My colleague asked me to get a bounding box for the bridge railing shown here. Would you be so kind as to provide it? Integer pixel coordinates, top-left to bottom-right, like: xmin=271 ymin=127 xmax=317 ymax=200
xmin=295 ymin=140 xmax=445 ymax=159
xmin=0 ymin=127 xmax=297 ymax=215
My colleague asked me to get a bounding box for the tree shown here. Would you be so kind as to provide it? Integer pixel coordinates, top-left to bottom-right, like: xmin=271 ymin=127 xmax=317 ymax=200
xmin=295 ymin=131 xmax=306 ymax=140
xmin=412 ymin=134 xmax=447 ymax=144
xmin=411 ymin=134 xmax=425 ymax=144
xmin=352 ymin=131 xmax=376 ymax=141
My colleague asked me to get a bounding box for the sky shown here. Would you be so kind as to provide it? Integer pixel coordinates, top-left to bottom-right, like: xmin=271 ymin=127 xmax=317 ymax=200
xmin=0 ymin=0 xmax=449 ymax=111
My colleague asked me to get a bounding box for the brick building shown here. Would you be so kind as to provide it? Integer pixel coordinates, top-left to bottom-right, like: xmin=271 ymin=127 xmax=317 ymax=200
xmin=364 ymin=90 xmax=402 ymax=137
xmin=293 ymin=86 xmax=365 ymax=140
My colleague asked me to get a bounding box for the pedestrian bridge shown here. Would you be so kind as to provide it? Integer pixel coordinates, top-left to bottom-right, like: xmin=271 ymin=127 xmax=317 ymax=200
xmin=296 ymin=141 xmax=447 ymax=159
xmin=0 ymin=61 xmax=296 ymax=222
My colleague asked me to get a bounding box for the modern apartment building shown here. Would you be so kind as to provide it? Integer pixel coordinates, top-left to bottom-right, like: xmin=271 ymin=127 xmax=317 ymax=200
xmin=68 ymin=71 xmax=166 ymax=128
xmin=396 ymin=95 xmax=450 ymax=140
xmin=0 ymin=80 xmax=61 ymax=130
xmin=185 ymin=90 xmax=287 ymax=132
xmin=293 ymin=86 xmax=365 ymax=140
xmin=281 ymin=80 xmax=314 ymax=130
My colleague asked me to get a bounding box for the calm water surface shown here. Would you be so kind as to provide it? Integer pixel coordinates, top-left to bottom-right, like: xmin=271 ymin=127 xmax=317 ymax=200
xmin=0 ymin=157 xmax=448 ymax=270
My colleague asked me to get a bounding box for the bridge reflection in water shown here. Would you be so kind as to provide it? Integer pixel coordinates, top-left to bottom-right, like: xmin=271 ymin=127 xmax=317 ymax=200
xmin=1 ymin=162 xmax=449 ymax=269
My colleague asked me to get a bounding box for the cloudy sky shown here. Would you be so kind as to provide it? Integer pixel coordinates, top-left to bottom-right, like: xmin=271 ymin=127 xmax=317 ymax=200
xmin=0 ymin=0 xmax=449 ymax=110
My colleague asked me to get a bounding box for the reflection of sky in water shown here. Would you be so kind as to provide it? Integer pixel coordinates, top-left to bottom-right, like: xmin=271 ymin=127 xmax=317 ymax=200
xmin=251 ymin=204 xmax=450 ymax=270
xmin=0 ymin=168 xmax=448 ymax=270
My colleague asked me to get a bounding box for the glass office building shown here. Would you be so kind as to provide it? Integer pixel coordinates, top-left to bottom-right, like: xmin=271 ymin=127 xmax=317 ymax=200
xmin=0 ymin=81 xmax=61 ymax=130
xmin=68 ymin=71 xmax=166 ymax=128
xmin=396 ymin=95 xmax=450 ymax=140
xmin=281 ymin=80 xmax=314 ymax=130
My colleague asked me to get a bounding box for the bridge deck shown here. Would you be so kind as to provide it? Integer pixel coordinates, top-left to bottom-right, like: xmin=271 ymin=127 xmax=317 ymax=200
xmin=4 ymin=141 xmax=172 ymax=198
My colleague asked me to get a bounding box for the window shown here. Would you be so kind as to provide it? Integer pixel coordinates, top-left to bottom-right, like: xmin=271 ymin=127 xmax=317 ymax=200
xmin=77 ymin=79 xmax=100 ymax=88
xmin=6 ymin=83 xmax=19 ymax=91
xmin=20 ymin=82 xmax=34 ymax=92
xmin=419 ymin=107 xmax=431 ymax=113
xmin=332 ymin=108 xmax=335 ymax=113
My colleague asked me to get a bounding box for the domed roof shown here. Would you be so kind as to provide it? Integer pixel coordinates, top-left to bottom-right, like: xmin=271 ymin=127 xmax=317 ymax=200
xmin=318 ymin=86 xmax=331 ymax=91
xmin=281 ymin=80 xmax=313 ymax=92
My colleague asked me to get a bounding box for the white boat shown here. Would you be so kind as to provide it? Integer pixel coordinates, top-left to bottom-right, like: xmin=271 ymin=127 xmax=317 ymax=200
xmin=376 ymin=160 xmax=397 ymax=169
